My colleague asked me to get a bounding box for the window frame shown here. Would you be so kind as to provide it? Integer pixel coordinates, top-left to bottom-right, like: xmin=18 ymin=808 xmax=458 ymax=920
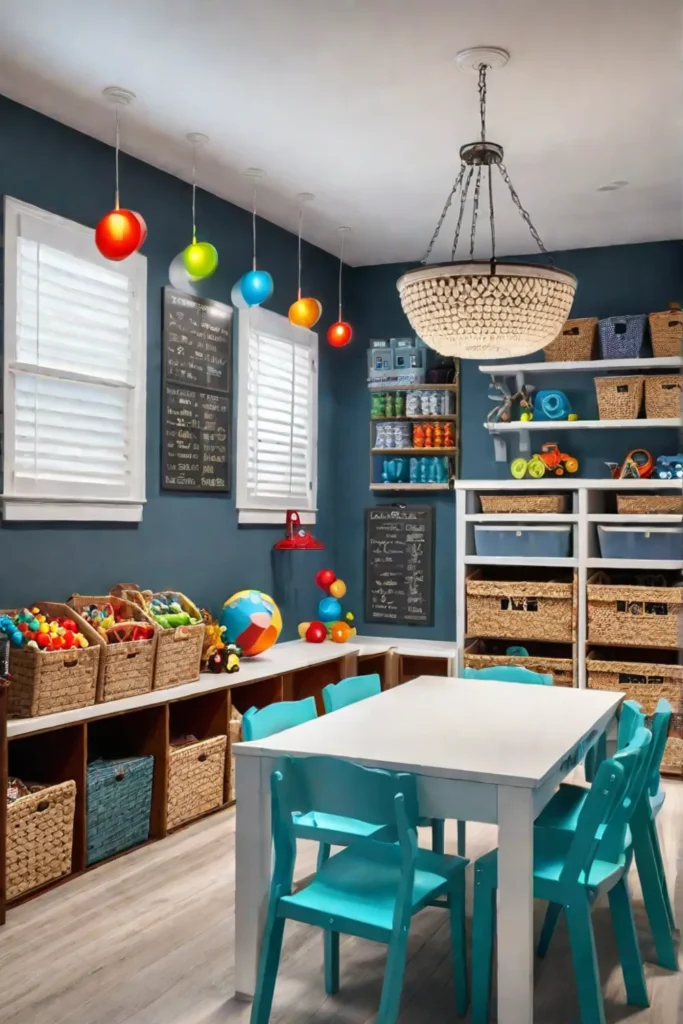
xmin=2 ymin=196 xmax=147 ymax=522
xmin=235 ymin=306 xmax=318 ymax=525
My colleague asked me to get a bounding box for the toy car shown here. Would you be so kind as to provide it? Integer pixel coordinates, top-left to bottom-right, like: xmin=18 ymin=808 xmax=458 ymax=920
xmin=653 ymin=455 xmax=683 ymax=480
xmin=511 ymin=442 xmax=579 ymax=479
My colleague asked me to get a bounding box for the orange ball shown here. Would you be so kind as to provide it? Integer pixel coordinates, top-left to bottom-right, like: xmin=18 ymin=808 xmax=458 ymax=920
xmin=289 ymin=297 xmax=322 ymax=329
xmin=327 ymin=321 xmax=353 ymax=347
xmin=330 ymin=621 xmax=352 ymax=644
xmin=95 ymin=208 xmax=145 ymax=261
xmin=328 ymin=579 xmax=346 ymax=599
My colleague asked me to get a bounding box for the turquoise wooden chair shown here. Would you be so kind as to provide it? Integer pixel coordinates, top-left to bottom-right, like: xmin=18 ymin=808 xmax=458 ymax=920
xmin=322 ymin=673 xmax=445 ymax=855
xmin=471 ymin=730 xmax=652 ymax=1024
xmin=461 ymin=665 xmax=553 ymax=685
xmin=536 ymin=699 xmax=677 ymax=971
xmin=242 ymin=697 xmax=318 ymax=741
xmin=322 ymin=673 xmax=383 ymax=712
xmin=250 ymin=755 xmax=469 ymax=1024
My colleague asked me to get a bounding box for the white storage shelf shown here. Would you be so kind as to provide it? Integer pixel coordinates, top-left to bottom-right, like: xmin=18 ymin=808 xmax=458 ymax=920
xmin=455 ymin=479 xmax=683 ymax=692
xmin=479 ymin=356 xmax=682 ymax=375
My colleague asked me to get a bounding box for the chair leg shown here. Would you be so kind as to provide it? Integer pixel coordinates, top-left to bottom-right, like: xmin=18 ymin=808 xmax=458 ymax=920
xmin=632 ymin=813 xmax=678 ymax=971
xmin=584 ymin=731 xmax=607 ymax=784
xmin=608 ymin=876 xmax=649 ymax=1007
xmin=324 ymin=931 xmax=340 ymax=995
xmin=376 ymin=927 xmax=410 ymax=1024
xmin=471 ymin=873 xmax=496 ymax=1024
xmin=448 ymin=871 xmax=469 ymax=1016
xmin=250 ymin=912 xmax=286 ymax=1024
xmin=647 ymin=816 xmax=676 ymax=933
xmin=565 ymin=897 xmax=606 ymax=1024
xmin=537 ymin=901 xmax=563 ymax=959
xmin=457 ymin=820 xmax=467 ymax=857
xmin=317 ymin=842 xmax=331 ymax=871
xmin=431 ymin=818 xmax=444 ymax=854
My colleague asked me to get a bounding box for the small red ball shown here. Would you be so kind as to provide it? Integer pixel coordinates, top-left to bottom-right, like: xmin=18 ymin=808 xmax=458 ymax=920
xmin=305 ymin=621 xmax=327 ymax=644
xmin=327 ymin=321 xmax=353 ymax=347
xmin=315 ymin=568 xmax=337 ymax=592
xmin=95 ymin=208 xmax=145 ymax=261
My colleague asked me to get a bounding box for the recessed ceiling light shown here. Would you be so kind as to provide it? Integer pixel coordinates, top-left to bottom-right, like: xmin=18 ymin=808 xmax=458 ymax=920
xmin=597 ymin=180 xmax=629 ymax=192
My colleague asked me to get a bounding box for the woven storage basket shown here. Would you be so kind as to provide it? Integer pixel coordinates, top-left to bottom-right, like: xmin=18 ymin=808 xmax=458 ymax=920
xmin=598 ymin=315 xmax=647 ymax=360
xmin=111 ymin=586 xmax=205 ymax=690
xmin=466 ymin=570 xmax=575 ymax=643
xmin=594 ymin=375 xmax=643 ymax=420
xmin=587 ymin=572 xmax=683 ymax=648
xmin=464 ymin=639 xmax=574 ymax=687
xmin=3 ymin=603 xmax=101 ymax=718
xmin=586 ymin=651 xmax=682 ymax=715
xmin=6 ymin=780 xmax=76 ymax=900
xmin=661 ymin=713 xmax=683 ymax=776
xmin=543 ymin=318 xmax=597 ymax=362
xmin=167 ymin=735 xmax=227 ymax=831
xmin=86 ymin=755 xmax=154 ymax=866
xmin=68 ymin=594 xmax=158 ymax=703
xmin=617 ymin=494 xmax=683 ymax=515
xmin=643 ymin=374 xmax=682 ymax=420
xmin=228 ymin=708 xmax=242 ymax=803
xmin=649 ymin=304 xmax=683 ymax=358
xmin=479 ymin=494 xmax=568 ymax=514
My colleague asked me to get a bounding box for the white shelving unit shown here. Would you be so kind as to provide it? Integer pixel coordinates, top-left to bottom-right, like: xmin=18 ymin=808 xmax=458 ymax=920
xmin=454 ymin=478 xmax=683 ymax=690
xmin=479 ymin=354 xmax=682 ymax=461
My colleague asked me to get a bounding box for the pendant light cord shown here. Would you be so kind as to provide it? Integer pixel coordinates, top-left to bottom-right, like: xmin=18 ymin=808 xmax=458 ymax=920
xmin=114 ymin=106 xmax=121 ymax=210
xmin=297 ymin=205 xmax=303 ymax=301
xmin=252 ymin=179 xmax=257 ymax=271
xmin=337 ymin=231 xmax=346 ymax=320
xmin=191 ymin=142 xmax=197 ymax=245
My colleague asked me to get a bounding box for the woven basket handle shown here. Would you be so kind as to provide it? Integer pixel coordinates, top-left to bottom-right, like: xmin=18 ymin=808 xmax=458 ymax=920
xmin=64 ymin=657 xmax=78 ymax=669
xmin=173 ymin=626 xmax=191 ymax=642
xmin=36 ymin=799 xmax=50 ymax=813
xmin=198 ymin=753 xmax=208 ymax=762
xmin=114 ymin=772 xmax=126 ymax=782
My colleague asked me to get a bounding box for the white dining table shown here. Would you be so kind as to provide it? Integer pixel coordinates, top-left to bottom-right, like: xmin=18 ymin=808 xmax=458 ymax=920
xmin=233 ymin=676 xmax=622 ymax=1024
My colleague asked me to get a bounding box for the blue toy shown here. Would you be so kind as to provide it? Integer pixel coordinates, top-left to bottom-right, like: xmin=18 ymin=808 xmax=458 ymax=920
xmin=532 ymin=389 xmax=575 ymax=421
xmin=653 ymin=454 xmax=683 ymax=479
xmin=0 ymin=614 xmax=24 ymax=647
xmin=318 ymin=596 xmax=342 ymax=623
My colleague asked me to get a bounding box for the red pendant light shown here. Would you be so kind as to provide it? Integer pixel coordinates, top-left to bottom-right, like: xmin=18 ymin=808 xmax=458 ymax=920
xmin=327 ymin=226 xmax=353 ymax=347
xmin=95 ymin=87 xmax=146 ymax=261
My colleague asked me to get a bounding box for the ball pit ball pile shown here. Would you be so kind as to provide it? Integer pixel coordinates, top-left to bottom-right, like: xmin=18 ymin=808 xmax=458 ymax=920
xmin=299 ymin=569 xmax=356 ymax=644
xmin=80 ymin=602 xmax=155 ymax=644
xmin=0 ymin=607 xmax=90 ymax=652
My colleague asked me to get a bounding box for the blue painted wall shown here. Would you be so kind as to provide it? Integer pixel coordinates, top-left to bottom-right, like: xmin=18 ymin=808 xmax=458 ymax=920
xmin=341 ymin=243 xmax=682 ymax=639
xmin=0 ymin=95 xmax=341 ymax=635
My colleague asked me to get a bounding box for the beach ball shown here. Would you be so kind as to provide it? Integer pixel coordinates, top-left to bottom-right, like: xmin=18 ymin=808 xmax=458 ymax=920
xmin=219 ymin=589 xmax=282 ymax=657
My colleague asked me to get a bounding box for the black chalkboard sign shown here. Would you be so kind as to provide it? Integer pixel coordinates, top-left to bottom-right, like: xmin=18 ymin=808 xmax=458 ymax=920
xmin=161 ymin=288 xmax=232 ymax=492
xmin=365 ymin=506 xmax=435 ymax=625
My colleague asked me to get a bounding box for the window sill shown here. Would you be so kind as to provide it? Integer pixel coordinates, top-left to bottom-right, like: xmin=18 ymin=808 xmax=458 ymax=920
xmin=238 ymin=509 xmax=317 ymax=526
xmin=2 ymin=497 xmax=144 ymax=523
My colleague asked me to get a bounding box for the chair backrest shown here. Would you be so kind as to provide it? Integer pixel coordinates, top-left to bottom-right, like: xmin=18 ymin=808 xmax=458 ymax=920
xmin=269 ymin=755 xmax=419 ymax=891
xmin=647 ymin=698 xmax=673 ymax=798
xmin=461 ymin=665 xmax=553 ymax=686
xmin=322 ymin=673 xmax=381 ymax=713
xmin=562 ymin=727 xmax=651 ymax=881
xmin=242 ymin=696 xmax=317 ymax=741
xmin=617 ymin=699 xmax=645 ymax=750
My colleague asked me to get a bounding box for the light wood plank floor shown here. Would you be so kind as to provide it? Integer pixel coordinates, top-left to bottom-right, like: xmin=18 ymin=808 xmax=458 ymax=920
xmin=1 ymin=782 xmax=681 ymax=1024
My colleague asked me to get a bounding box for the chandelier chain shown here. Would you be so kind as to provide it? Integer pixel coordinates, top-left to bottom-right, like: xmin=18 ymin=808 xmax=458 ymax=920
xmin=469 ymin=166 xmax=482 ymax=259
xmin=451 ymin=166 xmax=473 ymax=260
xmin=421 ymin=162 xmax=466 ymax=264
xmin=498 ymin=162 xmax=548 ymax=254
xmin=478 ymin=63 xmax=487 ymax=143
xmin=487 ymin=164 xmax=496 ymax=260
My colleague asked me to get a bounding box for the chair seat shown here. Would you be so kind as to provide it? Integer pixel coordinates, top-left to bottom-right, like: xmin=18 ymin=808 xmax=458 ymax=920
xmin=536 ymin=781 xmax=590 ymax=832
xmin=476 ymin=827 xmax=626 ymax=893
xmin=281 ymin=843 xmax=467 ymax=934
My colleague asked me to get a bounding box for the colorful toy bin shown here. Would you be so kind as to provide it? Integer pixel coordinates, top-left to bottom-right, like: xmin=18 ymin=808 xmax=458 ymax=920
xmin=219 ymin=590 xmax=282 ymax=657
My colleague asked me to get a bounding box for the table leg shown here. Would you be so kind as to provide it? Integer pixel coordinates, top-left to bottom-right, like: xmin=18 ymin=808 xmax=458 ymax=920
xmin=235 ymin=753 xmax=272 ymax=1000
xmin=497 ymin=786 xmax=534 ymax=1024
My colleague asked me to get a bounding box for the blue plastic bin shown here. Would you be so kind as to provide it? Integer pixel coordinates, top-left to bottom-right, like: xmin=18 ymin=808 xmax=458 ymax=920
xmin=598 ymin=315 xmax=647 ymax=359
xmin=597 ymin=526 xmax=683 ymax=561
xmin=474 ymin=525 xmax=572 ymax=558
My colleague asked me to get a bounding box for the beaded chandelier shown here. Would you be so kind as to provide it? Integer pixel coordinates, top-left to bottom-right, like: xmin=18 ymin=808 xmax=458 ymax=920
xmin=397 ymin=49 xmax=577 ymax=360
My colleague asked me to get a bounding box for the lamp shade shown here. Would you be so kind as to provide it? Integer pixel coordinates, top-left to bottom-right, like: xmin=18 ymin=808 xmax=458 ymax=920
xmin=397 ymin=261 xmax=577 ymax=360
xmin=95 ymin=209 xmax=146 ymax=261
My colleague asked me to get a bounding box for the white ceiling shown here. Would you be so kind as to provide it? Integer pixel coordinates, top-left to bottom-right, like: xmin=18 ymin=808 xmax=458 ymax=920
xmin=0 ymin=0 xmax=681 ymax=266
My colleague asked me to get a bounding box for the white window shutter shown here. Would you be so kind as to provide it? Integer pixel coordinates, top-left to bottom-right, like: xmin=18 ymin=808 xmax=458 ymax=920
xmin=2 ymin=197 xmax=147 ymax=520
xmin=236 ymin=307 xmax=318 ymax=521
